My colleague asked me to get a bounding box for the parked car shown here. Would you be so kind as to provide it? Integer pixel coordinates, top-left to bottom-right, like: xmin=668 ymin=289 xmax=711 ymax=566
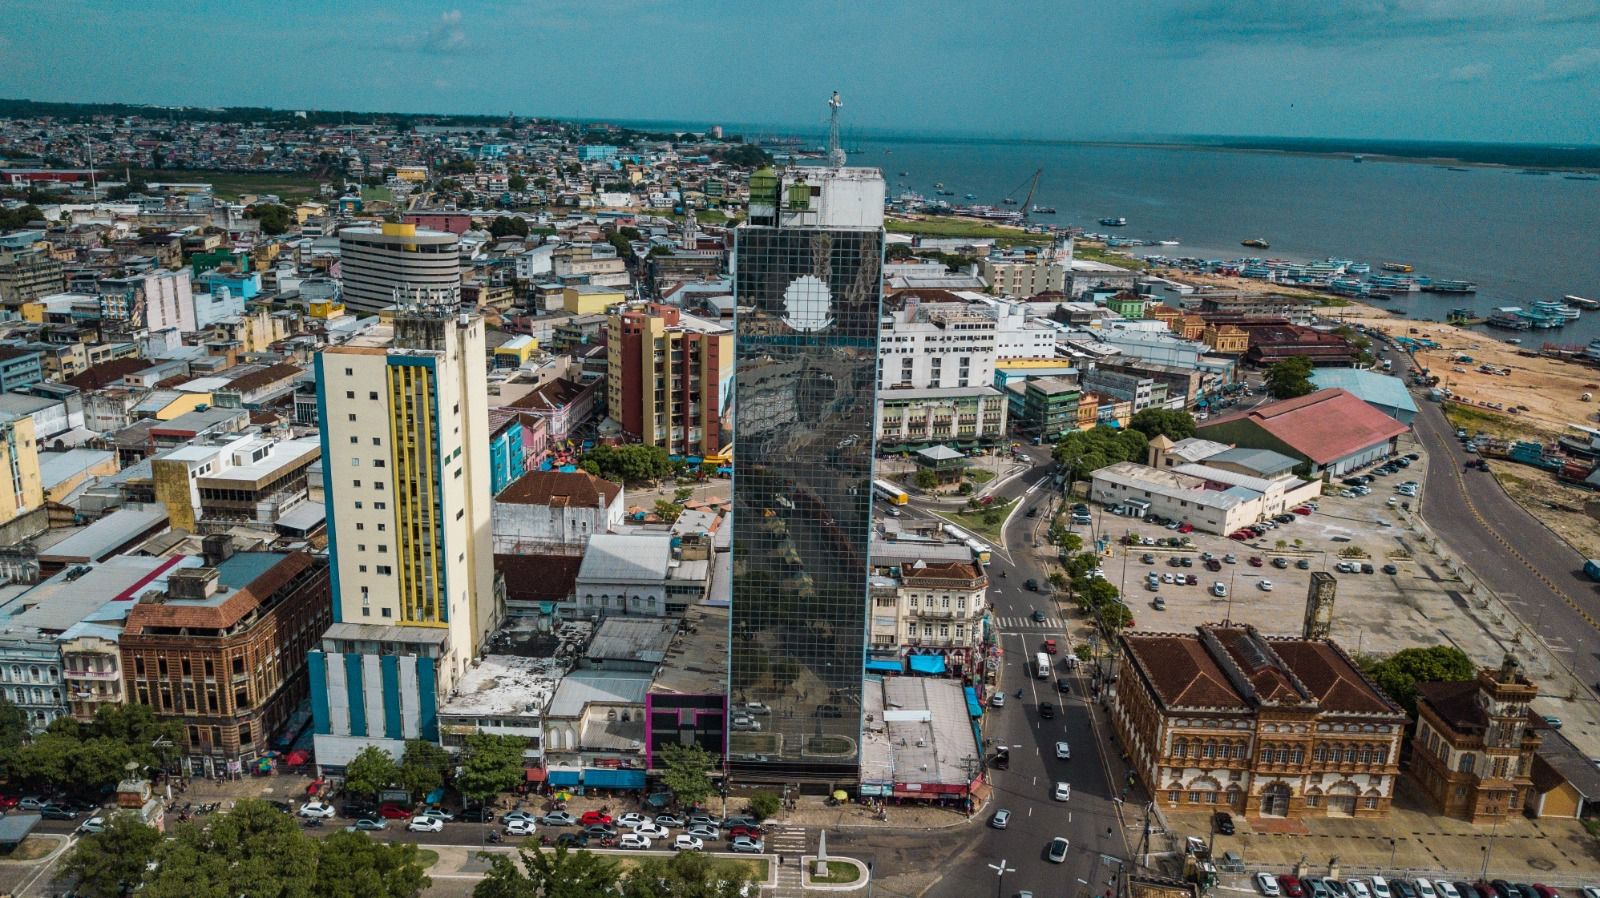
xmin=299 ymin=801 xmax=337 ymax=819
xmin=991 ymin=808 xmax=1011 ymax=829
xmin=459 ymin=807 xmax=495 ymax=823
xmin=634 ymin=823 xmax=670 ymax=840
xmin=654 ymin=814 xmax=685 ymax=828
xmin=1248 ymin=556 xmax=1264 ymax=567
xmin=1370 ymin=877 xmax=1392 ymax=898
xmin=557 ymin=832 xmax=589 ymax=848
xmin=541 ymin=811 xmax=578 ymax=826
xmin=1348 ymin=881 xmax=1373 ymax=898
xmin=1393 ymin=881 xmax=1420 ymax=898
xmin=1382 ymin=564 xmax=1399 ymax=575
xmin=503 ymin=810 xmax=537 ymax=824
xmin=1212 ymin=811 xmax=1234 ymax=835
xmin=729 ymin=836 xmax=764 ymax=853
xmin=580 ymin=810 xmax=613 ymax=826
xmin=40 ymin=805 xmax=79 ymax=820
xmin=407 ymin=817 xmax=443 ymax=833
xmin=504 ymin=819 xmax=537 ymax=836
xmin=17 ymin=797 xmax=48 ymax=811
xmin=672 ymin=835 xmax=704 ymax=851
xmin=1360 ymin=563 xmax=1375 ymax=574
xmin=584 ymin=824 xmax=618 ymax=838
xmin=1279 ymin=876 xmax=1306 ymax=898
xmin=1257 ymin=874 xmax=1283 ymax=897
xmin=1152 ymin=596 xmax=1166 ymax=611
xmin=420 ymin=808 xmax=454 ymax=823
xmin=347 ymin=818 xmax=387 ymax=832
xmin=1047 ymin=836 xmax=1069 ymax=863
xmin=1258 ymin=579 xmax=1274 ymax=591
xmin=619 ymin=833 xmax=651 ymax=850
xmin=1272 ymin=557 xmax=1289 ymax=568
xmin=378 ymin=804 xmax=412 ymax=820
xmin=686 ymin=824 xmax=720 ymax=840
xmin=1296 ymin=558 xmax=1311 ymax=569
xmin=990 ymin=692 xmax=1006 ymax=708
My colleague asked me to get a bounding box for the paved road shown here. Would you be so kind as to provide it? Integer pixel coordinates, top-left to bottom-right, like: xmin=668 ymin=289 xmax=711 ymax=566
xmin=1381 ymin=342 xmax=1600 ymax=695
xmin=907 ymin=455 xmax=1131 ymax=898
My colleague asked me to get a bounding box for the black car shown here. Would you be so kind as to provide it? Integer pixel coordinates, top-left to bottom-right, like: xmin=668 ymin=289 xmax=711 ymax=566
xmin=40 ymin=805 xmax=79 ymax=820
xmin=1393 ymin=880 xmax=1419 ymax=898
xmin=1405 ymin=453 xmax=1421 ymax=460
xmin=583 ymin=824 xmax=617 ymax=838
xmin=1030 ymin=609 xmax=1046 ymax=622
xmin=1382 ymin=564 xmax=1398 ymax=575
xmin=1057 ymin=679 xmax=1071 ymax=693
xmin=1212 ymin=811 xmax=1234 ymax=835
xmin=1039 ymin=702 xmax=1056 ymax=719
xmin=556 ymin=832 xmax=590 ymax=848
xmin=1490 ymin=881 xmax=1516 ymax=898
xmin=992 ymin=747 xmax=1010 ymax=770
xmin=459 ymin=807 xmax=496 ymax=823
xmin=341 ymin=804 xmax=376 ymax=819
xmin=1361 ymin=563 xmax=1375 ymax=574
xmin=1025 ymin=579 xmax=1041 ymax=592
xmin=267 ymin=800 xmax=294 ymax=813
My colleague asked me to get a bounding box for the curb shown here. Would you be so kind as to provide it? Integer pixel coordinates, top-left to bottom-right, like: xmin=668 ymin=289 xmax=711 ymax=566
xmin=800 ymin=855 xmax=871 ymax=891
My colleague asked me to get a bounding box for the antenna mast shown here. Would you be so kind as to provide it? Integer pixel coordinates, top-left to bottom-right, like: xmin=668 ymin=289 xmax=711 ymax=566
xmin=827 ymin=91 xmax=845 ymax=168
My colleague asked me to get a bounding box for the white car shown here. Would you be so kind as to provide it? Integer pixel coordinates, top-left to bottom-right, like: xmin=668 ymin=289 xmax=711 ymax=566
xmin=77 ymin=817 xmax=106 ymax=835
xmin=1415 ymin=880 xmax=1438 ymax=898
xmin=1212 ymin=582 xmax=1228 ymax=597
xmin=1347 ymin=881 xmax=1372 ymax=898
xmin=1055 ymin=741 xmax=1071 ymax=760
xmin=633 ymin=823 xmax=669 ymax=840
xmin=616 ymin=812 xmax=648 ymax=828
xmin=1256 ymin=873 xmax=1282 ymax=897
xmin=298 ymin=802 xmax=336 ymax=819
xmin=1258 ymin=579 xmax=1274 ymax=591
xmin=1052 ymin=782 xmax=1070 ymax=801
xmin=1436 ymin=883 xmax=1461 ymax=898
xmin=731 ymin=715 xmax=762 ymax=731
xmin=742 ymin=702 xmax=772 ymax=715
xmin=505 ymin=818 xmax=537 ymax=836
xmin=407 ymin=817 xmax=443 ymax=833
xmin=619 ymin=833 xmax=651 ymax=850
xmin=1371 ymin=877 xmax=1392 ymax=898
xmin=672 ymin=834 xmax=704 ymax=851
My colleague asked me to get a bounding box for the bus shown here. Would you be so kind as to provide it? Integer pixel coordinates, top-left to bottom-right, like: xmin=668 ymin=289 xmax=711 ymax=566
xmin=1035 ymin=652 xmax=1051 ymax=679
xmin=873 ymin=479 xmax=909 ymax=506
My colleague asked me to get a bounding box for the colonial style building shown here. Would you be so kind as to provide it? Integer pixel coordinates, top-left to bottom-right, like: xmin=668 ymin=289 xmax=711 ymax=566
xmin=1111 ymin=623 xmax=1406 ymax=819
xmin=868 ymin=560 xmax=988 ymax=679
xmin=120 ymin=548 xmax=330 ymax=776
xmin=1409 ymin=655 xmax=1542 ymax=823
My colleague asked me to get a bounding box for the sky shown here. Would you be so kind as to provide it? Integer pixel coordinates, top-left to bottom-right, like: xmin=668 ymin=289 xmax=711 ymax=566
xmin=1 ymin=0 xmax=1598 ymax=145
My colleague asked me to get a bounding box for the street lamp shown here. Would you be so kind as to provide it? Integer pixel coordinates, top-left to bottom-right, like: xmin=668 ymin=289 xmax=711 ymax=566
xmin=987 ymin=859 xmax=1016 ymax=898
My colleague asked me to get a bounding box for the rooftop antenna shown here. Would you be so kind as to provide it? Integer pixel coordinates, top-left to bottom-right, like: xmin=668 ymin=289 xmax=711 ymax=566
xmin=827 ymin=91 xmax=846 ymax=168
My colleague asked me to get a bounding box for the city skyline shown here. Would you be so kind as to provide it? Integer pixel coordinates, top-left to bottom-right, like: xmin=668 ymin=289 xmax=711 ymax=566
xmin=3 ymin=1 xmax=1598 ymax=145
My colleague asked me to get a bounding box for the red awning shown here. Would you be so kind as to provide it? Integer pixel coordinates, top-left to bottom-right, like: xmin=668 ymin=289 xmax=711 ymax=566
xmin=285 ymin=750 xmax=310 ymax=766
xmin=524 ymin=767 xmax=547 ymax=783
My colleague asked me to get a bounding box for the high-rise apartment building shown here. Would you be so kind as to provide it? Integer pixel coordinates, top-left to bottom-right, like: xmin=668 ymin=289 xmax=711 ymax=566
xmin=606 ymin=303 xmax=732 ymax=456
xmin=728 ymin=165 xmax=885 ymax=785
xmin=306 ymin=302 xmax=499 ymax=758
xmin=337 ymin=223 xmax=462 ymax=315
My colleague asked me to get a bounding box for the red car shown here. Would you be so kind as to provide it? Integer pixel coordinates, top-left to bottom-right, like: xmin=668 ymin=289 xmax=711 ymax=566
xmin=580 ymin=810 xmax=613 ymax=826
xmin=1177 ymin=523 xmax=1194 ymax=534
xmin=1248 ymin=556 xmax=1264 ymax=567
xmin=727 ymin=824 xmax=762 ymax=838
xmin=1532 ymin=886 xmax=1559 ymax=898
xmin=1043 ymin=639 xmax=1058 ymax=655
xmin=378 ymin=803 xmax=412 ymax=820
xmin=0 ymin=795 xmax=18 ymax=810
xmin=1229 ymin=531 xmax=1250 ymax=541
xmin=1277 ymin=876 xmax=1305 ymax=898
xmin=1292 ymin=506 xmax=1312 ymax=515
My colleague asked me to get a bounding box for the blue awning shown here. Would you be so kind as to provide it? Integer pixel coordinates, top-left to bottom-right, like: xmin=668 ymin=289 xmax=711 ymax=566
xmin=907 ymin=654 xmax=947 ymax=675
xmin=963 ymin=686 xmax=984 ymax=718
xmin=865 ymin=659 xmax=902 ymax=674
xmin=547 ymin=768 xmax=582 ymax=787
xmin=583 ymin=768 xmax=646 ymax=789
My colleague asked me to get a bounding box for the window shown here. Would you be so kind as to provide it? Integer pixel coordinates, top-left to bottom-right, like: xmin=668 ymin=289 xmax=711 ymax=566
xmin=348 ymin=414 xmax=356 ymax=422
xmin=349 ymin=436 xmax=358 ymax=444
xmin=344 ymin=368 xmax=352 ymax=376
xmin=181 ymin=659 xmax=191 ymax=677
xmin=1458 ymin=754 xmax=1475 ymax=774
xmin=381 ymin=608 xmax=392 ymax=618
xmin=157 ymin=658 xmax=168 ymax=677
xmin=345 ymin=391 xmax=354 ymax=399
xmin=1364 ymin=797 xmax=1378 ymax=809
xmin=356 ymin=523 xmax=364 ymax=531
xmin=1187 ymin=791 xmax=1199 ymax=804
xmin=369 ymin=391 xmax=378 ymax=400
xmin=351 ymin=458 xmax=360 ymax=467
xmin=204 ymin=659 xmax=213 ymax=678
xmin=376 ymin=565 xmax=392 ymax=575
xmin=1168 ymin=791 xmax=1180 ymax=803
xmin=238 ymin=724 xmax=252 ymax=745
xmin=353 ymin=480 xmax=361 ymax=488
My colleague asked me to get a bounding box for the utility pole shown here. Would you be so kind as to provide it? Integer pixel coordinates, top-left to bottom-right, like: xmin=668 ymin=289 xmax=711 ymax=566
xmin=987 ymin=859 xmax=1015 ymax=898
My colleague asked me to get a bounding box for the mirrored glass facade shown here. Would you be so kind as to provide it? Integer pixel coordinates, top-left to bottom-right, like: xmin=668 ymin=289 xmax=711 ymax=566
xmin=729 ymin=223 xmax=883 ymax=783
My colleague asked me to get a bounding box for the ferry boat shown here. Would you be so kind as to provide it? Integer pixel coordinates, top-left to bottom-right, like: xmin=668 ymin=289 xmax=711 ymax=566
xmin=1531 ymin=299 xmax=1581 ymax=320
xmin=1516 ymin=307 xmax=1567 ymax=328
xmin=1031 ymin=205 xmax=1056 ymax=214
xmin=1586 ymin=339 xmax=1600 ymax=362
xmin=933 ymin=182 xmax=944 ymax=189
xmin=1156 ymin=239 xmax=1179 ymax=246
xmin=1486 ymin=308 xmax=1532 ymax=330
xmin=1367 ymin=274 xmax=1419 ymax=293
xmin=1099 ymin=217 xmax=1127 ymax=227
xmin=1423 ymin=279 xmax=1478 ymax=294
xmin=1347 ymin=262 xmax=1371 ymax=274
xmin=1381 ymin=262 xmax=1413 ymax=273
xmin=1241 ymin=238 xmax=1270 ymax=248
xmin=1564 ymin=294 xmax=1600 ymax=310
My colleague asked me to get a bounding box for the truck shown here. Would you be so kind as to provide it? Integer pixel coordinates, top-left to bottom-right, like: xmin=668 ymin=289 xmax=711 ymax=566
xmin=1585 ymin=559 xmax=1600 ymax=583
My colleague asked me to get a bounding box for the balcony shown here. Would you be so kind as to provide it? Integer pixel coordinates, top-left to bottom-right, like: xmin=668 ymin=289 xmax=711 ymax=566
xmin=65 ymin=668 xmax=121 ymax=681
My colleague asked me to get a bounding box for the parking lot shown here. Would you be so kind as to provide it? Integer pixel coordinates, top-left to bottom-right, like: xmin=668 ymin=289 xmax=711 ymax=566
xmin=1074 ymin=442 xmax=1600 ymax=753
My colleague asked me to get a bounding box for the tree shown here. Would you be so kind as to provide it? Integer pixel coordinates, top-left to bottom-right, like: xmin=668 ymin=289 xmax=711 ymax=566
xmin=474 ymin=853 xmax=540 ymax=898
xmin=912 ymin=468 xmax=938 ymax=490
xmin=654 ymin=499 xmax=682 ymax=523
xmin=398 ymin=739 xmax=452 ymax=799
xmin=315 ymin=831 xmax=432 ymax=898
xmin=0 ymin=204 xmax=42 ymax=231
xmin=657 ymin=743 xmax=716 ymax=810
xmin=747 ymin=791 xmax=780 ymax=821
xmin=63 ymin=818 xmax=164 ymax=898
xmin=246 ymin=202 xmax=293 ymax=235
xmin=1264 ymin=357 xmax=1316 ymax=399
xmin=982 ymin=508 xmax=1003 ymax=527
xmin=507 ymin=175 xmax=527 ymax=192
xmin=343 ymin=744 xmax=400 ymax=799
xmin=1053 ymin=426 xmax=1148 ymax=481
xmin=607 ymin=230 xmax=634 ymax=258
xmin=516 ymin=845 xmax=621 ymax=898
xmin=489 ymin=215 xmax=529 ymax=239
xmin=456 ymin=733 xmax=526 ymax=806
xmin=1128 ymin=408 xmax=1197 ymax=442
xmin=1361 ymin=646 xmax=1477 ymax=716
xmin=619 ymin=850 xmax=755 ymax=898
xmin=673 ymin=487 xmax=695 ymax=504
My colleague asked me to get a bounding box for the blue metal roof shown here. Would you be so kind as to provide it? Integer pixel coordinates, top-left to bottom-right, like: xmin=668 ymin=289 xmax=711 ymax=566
xmin=1310 ymin=369 xmax=1419 ymax=414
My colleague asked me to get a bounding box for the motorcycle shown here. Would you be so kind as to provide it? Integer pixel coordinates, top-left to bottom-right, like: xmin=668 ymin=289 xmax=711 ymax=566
xmin=538 ymin=835 xmax=554 ymax=846
xmin=999 ymin=570 xmax=1006 ymax=578
xmin=487 ymin=831 xmax=504 ymax=844
xmin=1015 ymin=689 xmax=1023 ymax=699
xmin=303 ymin=818 xmax=323 ymax=828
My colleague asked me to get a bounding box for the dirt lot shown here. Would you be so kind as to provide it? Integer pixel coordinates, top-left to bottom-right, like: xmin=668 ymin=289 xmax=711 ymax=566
xmin=1488 ymin=460 xmax=1600 ymax=560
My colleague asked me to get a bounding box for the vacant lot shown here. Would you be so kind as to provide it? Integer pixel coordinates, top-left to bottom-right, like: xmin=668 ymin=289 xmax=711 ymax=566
xmin=885 ymin=216 xmax=1049 ymax=245
xmin=131 ymin=168 xmax=327 ymax=202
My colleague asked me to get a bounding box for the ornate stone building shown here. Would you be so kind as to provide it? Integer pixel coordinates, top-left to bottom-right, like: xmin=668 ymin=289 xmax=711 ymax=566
xmin=1409 ymin=655 xmax=1542 ymax=823
xmin=1111 ymin=623 xmax=1407 ymax=819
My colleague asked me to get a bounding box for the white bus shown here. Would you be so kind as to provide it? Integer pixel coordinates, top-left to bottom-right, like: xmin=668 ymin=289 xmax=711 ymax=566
xmin=1035 ymin=652 xmax=1051 ymax=679
xmin=873 ymin=479 xmax=909 ymax=506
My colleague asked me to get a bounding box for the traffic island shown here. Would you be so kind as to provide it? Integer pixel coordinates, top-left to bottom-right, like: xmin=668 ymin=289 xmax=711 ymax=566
xmin=801 ymin=856 xmax=868 ymax=890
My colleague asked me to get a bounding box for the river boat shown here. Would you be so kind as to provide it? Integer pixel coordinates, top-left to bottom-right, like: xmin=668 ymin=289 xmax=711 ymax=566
xmin=1448 ymin=167 xmax=1472 ymax=172
xmin=1099 ymin=217 xmax=1127 ymax=227
xmin=1486 ymin=308 xmax=1532 ymax=330
xmin=1156 ymin=239 xmax=1179 ymax=246
xmin=964 ymin=193 xmax=976 ymax=200
xmin=1381 ymin=262 xmax=1413 ymax=273
xmin=1368 ymin=274 xmax=1418 ymax=293
xmin=898 ymin=171 xmax=908 ymax=176
xmin=1516 ymin=307 xmax=1566 ymax=328
xmin=1353 ymin=155 xmax=1364 ymax=162
xmin=1564 ymin=294 xmax=1599 ymax=309
xmin=1531 ymin=299 xmax=1581 ymax=320
xmin=1424 ymin=279 xmax=1478 ymax=293
xmin=1347 ymin=262 xmax=1371 ymax=274
xmin=1241 ymin=238 xmax=1269 ymax=248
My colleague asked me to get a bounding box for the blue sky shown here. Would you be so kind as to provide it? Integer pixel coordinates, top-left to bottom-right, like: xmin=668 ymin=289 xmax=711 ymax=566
xmin=2 ymin=0 xmax=1597 ymax=144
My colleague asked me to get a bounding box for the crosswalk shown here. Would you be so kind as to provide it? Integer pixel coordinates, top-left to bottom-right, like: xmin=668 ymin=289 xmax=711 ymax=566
xmin=766 ymin=824 xmax=808 ymax=898
xmin=994 ymin=615 xmax=1066 ymax=629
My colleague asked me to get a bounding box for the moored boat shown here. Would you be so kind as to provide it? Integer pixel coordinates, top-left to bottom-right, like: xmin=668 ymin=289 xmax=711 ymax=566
xmin=1241 ymin=238 xmax=1269 ymax=248
xmin=1423 ymin=279 xmax=1478 ymax=293
xmin=1381 ymin=262 xmax=1413 ymax=273
xmin=1099 ymin=217 xmax=1127 ymax=226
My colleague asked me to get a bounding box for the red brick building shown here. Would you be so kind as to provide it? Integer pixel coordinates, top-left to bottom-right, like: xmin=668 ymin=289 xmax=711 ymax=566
xmin=1409 ymin=656 xmax=1543 ymax=823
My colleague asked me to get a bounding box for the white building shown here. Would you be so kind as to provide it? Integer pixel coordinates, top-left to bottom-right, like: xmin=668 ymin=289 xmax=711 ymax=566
xmin=337 ymin=223 xmax=461 ymax=314
xmin=307 ymin=303 xmax=499 ymax=756
xmin=979 ymin=244 xmax=1072 ymax=298
xmin=1089 ymin=460 xmax=1322 ymax=535
xmin=878 ymin=298 xmax=1057 ymax=392
xmin=492 ymin=469 xmax=624 ymax=551
xmin=572 ymin=534 xmax=674 ymax=618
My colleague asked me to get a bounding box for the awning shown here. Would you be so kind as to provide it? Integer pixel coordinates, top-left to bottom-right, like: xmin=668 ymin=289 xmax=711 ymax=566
xmin=907 ymin=654 xmax=947 ymax=675
xmin=284 ymin=749 xmax=310 ymax=766
xmin=525 ymin=767 xmax=548 ymax=783
xmin=547 ymin=767 xmax=582 ymax=787
xmin=858 ymin=783 xmax=891 ymax=797
xmin=865 ymin=659 xmax=902 ymax=674
xmin=583 ymin=768 xmax=646 ymax=790
xmin=963 ymin=686 xmax=984 ymax=718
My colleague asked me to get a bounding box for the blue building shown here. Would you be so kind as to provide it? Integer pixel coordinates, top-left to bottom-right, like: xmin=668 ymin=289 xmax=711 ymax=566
xmin=0 ymin=345 xmax=44 ymax=392
xmin=200 ymin=269 xmax=262 ymax=300
xmin=488 ymin=415 xmax=527 ymax=496
xmin=1309 ymin=368 xmax=1418 ymax=426
xmin=578 ymin=145 xmax=619 ymax=162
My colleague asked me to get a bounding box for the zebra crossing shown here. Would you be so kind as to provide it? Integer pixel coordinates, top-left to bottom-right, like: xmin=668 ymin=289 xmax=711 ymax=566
xmin=766 ymin=824 xmax=809 ymax=898
xmin=994 ymin=615 xmax=1066 ymax=630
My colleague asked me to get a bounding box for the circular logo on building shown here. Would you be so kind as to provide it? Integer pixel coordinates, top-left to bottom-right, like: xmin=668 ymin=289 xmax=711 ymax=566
xmin=781 ymin=275 xmax=833 ymax=333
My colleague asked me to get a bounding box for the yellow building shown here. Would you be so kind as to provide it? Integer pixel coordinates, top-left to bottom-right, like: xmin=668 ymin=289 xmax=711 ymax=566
xmin=1204 ymin=324 xmax=1249 ymax=354
xmin=308 ymin=299 xmax=346 ymax=320
xmin=493 ymin=335 xmax=538 ymax=368
xmin=295 ymin=202 xmax=327 ymax=225
xmin=394 ymin=165 xmax=429 ymax=182
xmin=562 ymin=285 xmax=628 ymax=315
xmin=151 ymin=392 xmax=214 ymax=421
xmin=0 ymin=416 xmax=43 ymax=522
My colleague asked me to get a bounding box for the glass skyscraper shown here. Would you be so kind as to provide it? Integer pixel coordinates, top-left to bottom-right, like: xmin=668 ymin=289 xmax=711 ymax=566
xmin=729 ymin=166 xmax=886 ymax=784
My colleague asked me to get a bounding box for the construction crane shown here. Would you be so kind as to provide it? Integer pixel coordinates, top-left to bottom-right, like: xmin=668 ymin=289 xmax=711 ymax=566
xmin=1002 ymin=168 xmax=1044 ymax=222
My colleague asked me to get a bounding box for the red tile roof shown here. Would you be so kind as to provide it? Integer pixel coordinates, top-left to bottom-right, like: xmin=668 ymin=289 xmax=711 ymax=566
xmin=496 ymin=469 xmax=620 ymax=508
xmin=1123 ymin=633 xmax=1248 ymax=710
xmin=1199 ymin=389 xmax=1407 ymax=465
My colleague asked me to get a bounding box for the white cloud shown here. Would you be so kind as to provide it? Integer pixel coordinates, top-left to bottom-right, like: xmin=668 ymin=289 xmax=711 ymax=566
xmin=1533 ymin=46 xmax=1600 ymax=81
xmin=383 ymin=9 xmax=471 ymax=55
xmin=1446 ymin=62 xmax=1491 ymax=82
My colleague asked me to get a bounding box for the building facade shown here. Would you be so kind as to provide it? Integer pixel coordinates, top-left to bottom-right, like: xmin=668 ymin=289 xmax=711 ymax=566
xmin=876 ymin=386 xmax=1009 ymax=453
xmin=337 ymin=223 xmax=462 ymax=314
xmin=729 ymin=165 xmax=885 ymax=785
xmin=1112 ymin=624 xmax=1407 ymax=819
xmin=606 ymin=303 xmax=732 ymax=456
xmin=1409 ymin=656 xmax=1542 ymax=823
xmin=867 ymin=561 xmax=987 ymax=675
xmin=307 ymin=303 xmax=500 ymax=754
